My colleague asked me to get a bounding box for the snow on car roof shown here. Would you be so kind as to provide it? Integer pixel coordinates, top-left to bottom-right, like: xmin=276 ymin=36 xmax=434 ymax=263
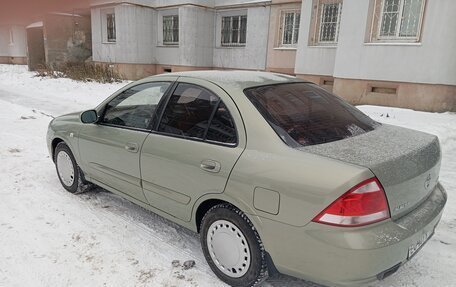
xmin=154 ymin=70 xmax=305 ymax=91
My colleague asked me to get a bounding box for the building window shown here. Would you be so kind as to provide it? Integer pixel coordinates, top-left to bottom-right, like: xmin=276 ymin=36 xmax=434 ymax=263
xmin=106 ymin=13 xmax=116 ymax=42
xmin=163 ymin=15 xmax=179 ymax=45
xmin=280 ymin=10 xmax=300 ymax=47
xmin=221 ymin=15 xmax=247 ymax=46
xmin=309 ymin=0 xmax=343 ymax=46
xmin=374 ymin=0 xmax=425 ymax=41
xmin=318 ymin=1 xmax=342 ymax=43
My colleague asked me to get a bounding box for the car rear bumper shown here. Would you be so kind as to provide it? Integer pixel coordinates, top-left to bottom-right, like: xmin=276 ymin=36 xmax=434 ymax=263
xmin=258 ymin=183 xmax=447 ymax=287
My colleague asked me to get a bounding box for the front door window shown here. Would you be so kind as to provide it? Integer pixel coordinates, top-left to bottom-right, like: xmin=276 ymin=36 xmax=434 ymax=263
xmin=101 ymin=82 xmax=171 ymax=130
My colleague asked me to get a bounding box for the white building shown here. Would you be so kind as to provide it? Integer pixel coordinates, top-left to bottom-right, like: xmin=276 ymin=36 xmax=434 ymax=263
xmin=0 ymin=25 xmax=27 ymax=65
xmin=295 ymin=0 xmax=456 ymax=111
xmin=91 ymin=0 xmax=270 ymax=79
xmin=90 ymin=0 xmax=455 ymax=111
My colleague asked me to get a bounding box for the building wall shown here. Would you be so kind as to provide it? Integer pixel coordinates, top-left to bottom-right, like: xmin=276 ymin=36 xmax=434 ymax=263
xmin=91 ymin=0 xmax=270 ymax=78
xmin=0 ymin=25 xmax=27 ymax=64
xmin=294 ymin=0 xmax=337 ymax=77
xmin=334 ymin=0 xmax=456 ymax=86
xmin=156 ymin=6 xmax=214 ymax=67
xmin=43 ymin=13 xmax=92 ymax=66
xmin=294 ymin=0 xmax=455 ymax=112
xmin=92 ymin=4 xmax=156 ymax=65
xmin=213 ymin=6 xmax=270 ymax=70
xmin=92 ymin=3 xmax=215 ymax=79
xmin=331 ymin=0 xmax=456 ymax=112
xmin=26 ymin=27 xmax=46 ymax=70
xmin=265 ymin=0 xmax=301 ymax=75
xmin=87 ymin=0 xmax=454 ymax=113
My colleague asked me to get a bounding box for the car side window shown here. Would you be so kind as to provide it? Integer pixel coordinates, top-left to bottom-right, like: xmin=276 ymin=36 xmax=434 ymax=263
xmin=206 ymin=102 xmax=237 ymax=144
xmin=158 ymin=83 xmax=237 ymax=145
xmin=158 ymin=83 xmax=219 ymax=139
xmin=101 ymin=82 xmax=170 ymax=130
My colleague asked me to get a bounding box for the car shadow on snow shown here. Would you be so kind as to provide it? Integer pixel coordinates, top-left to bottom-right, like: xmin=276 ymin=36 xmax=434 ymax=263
xmin=78 ymin=186 xmax=325 ymax=287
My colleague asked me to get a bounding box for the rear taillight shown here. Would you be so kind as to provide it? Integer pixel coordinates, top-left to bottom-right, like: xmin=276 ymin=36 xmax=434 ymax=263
xmin=312 ymin=178 xmax=390 ymax=227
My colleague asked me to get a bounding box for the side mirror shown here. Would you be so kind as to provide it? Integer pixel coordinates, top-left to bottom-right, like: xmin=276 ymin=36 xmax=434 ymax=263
xmin=81 ymin=110 xmax=98 ymax=124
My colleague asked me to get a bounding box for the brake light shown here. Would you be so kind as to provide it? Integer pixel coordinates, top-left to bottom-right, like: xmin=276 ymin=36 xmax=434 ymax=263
xmin=312 ymin=178 xmax=390 ymax=227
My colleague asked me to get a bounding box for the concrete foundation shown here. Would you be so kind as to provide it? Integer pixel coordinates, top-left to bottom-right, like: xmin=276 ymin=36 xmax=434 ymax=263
xmin=333 ymin=78 xmax=456 ymax=112
xmin=0 ymin=56 xmax=27 ymax=65
xmin=94 ymin=62 xmax=214 ymax=80
xmin=266 ymin=67 xmax=296 ymax=75
xmin=296 ymin=74 xmax=335 ymax=92
xmin=297 ymin=74 xmax=456 ymax=112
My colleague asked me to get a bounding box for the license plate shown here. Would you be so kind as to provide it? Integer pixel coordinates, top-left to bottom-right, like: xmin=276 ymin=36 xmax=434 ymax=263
xmin=408 ymin=230 xmax=433 ymax=259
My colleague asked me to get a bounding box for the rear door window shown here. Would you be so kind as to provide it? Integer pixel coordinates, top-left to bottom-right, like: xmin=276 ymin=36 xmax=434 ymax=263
xmin=158 ymin=83 xmax=238 ymax=145
xmin=244 ymin=83 xmax=379 ymax=147
xmin=206 ymin=102 xmax=237 ymax=145
xmin=158 ymin=83 xmax=217 ymax=139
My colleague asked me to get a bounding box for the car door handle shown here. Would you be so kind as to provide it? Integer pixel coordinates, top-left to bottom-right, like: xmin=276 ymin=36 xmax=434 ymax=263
xmin=125 ymin=142 xmax=139 ymax=153
xmin=200 ymin=160 xmax=221 ymax=173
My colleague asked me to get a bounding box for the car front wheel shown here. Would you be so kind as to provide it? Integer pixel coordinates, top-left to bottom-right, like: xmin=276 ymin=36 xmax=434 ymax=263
xmin=200 ymin=203 xmax=268 ymax=287
xmin=54 ymin=142 xmax=89 ymax=194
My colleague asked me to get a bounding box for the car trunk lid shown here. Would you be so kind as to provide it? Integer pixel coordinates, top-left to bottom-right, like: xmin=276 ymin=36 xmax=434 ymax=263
xmin=299 ymin=124 xmax=441 ymax=219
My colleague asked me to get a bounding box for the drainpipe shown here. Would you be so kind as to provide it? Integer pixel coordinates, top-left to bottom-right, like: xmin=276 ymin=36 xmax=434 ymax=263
xmin=264 ymin=4 xmax=272 ymax=72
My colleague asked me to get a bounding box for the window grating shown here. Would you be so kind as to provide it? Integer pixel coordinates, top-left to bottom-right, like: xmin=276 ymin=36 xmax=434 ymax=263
xmin=163 ymin=15 xmax=179 ymax=45
xmin=107 ymin=13 xmax=116 ymax=42
xmin=379 ymin=0 xmax=400 ymax=36
xmin=377 ymin=0 xmax=424 ymax=40
xmin=281 ymin=10 xmax=300 ymax=46
xmin=221 ymin=15 xmax=247 ymax=47
xmin=318 ymin=2 xmax=342 ymax=43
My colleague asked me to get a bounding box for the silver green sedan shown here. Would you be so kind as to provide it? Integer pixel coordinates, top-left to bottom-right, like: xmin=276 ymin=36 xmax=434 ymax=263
xmin=47 ymin=71 xmax=447 ymax=287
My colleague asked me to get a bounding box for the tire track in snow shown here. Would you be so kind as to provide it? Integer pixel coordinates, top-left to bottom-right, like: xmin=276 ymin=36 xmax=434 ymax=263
xmin=73 ymin=189 xmax=221 ymax=284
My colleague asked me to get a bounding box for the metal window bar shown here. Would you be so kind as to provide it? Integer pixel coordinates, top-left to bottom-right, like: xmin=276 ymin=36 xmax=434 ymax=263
xmin=221 ymin=15 xmax=247 ymax=47
xmin=318 ymin=2 xmax=342 ymax=44
xmin=107 ymin=13 xmax=116 ymax=42
xmin=163 ymin=15 xmax=179 ymax=45
xmin=9 ymin=27 xmax=14 ymax=44
xmin=281 ymin=11 xmax=300 ymax=46
xmin=378 ymin=0 xmax=424 ymax=40
xmin=294 ymin=12 xmax=300 ymax=45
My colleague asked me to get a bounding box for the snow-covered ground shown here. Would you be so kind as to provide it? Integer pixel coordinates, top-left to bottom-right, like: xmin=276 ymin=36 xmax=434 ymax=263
xmin=0 ymin=64 xmax=454 ymax=287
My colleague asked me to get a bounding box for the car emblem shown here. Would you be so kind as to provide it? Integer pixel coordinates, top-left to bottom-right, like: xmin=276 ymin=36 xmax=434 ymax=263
xmin=393 ymin=202 xmax=410 ymax=212
xmin=424 ymin=174 xmax=432 ymax=190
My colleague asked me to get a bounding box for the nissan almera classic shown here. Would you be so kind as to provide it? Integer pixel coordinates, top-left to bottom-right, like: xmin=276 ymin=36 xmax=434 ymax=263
xmin=47 ymin=71 xmax=447 ymax=287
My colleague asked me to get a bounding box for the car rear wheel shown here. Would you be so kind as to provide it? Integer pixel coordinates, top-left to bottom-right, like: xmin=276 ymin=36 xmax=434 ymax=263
xmin=200 ymin=204 xmax=268 ymax=287
xmin=54 ymin=142 xmax=89 ymax=194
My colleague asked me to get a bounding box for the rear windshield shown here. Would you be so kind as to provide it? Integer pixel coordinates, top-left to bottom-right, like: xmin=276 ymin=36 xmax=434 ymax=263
xmin=244 ymin=83 xmax=379 ymax=147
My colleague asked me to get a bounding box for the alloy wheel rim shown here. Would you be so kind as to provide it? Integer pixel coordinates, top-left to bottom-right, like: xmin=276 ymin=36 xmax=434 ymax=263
xmin=207 ymin=220 xmax=251 ymax=278
xmin=57 ymin=151 xmax=75 ymax=187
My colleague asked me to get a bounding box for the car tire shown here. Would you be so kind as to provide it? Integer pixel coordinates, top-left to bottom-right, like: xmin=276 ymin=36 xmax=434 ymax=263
xmin=200 ymin=203 xmax=268 ymax=287
xmin=54 ymin=142 xmax=90 ymax=194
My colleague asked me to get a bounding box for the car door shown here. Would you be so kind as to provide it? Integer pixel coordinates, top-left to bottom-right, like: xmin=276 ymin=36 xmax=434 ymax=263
xmin=78 ymin=81 xmax=172 ymax=202
xmin=140 ymin=78 xmax=246 ymax=221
